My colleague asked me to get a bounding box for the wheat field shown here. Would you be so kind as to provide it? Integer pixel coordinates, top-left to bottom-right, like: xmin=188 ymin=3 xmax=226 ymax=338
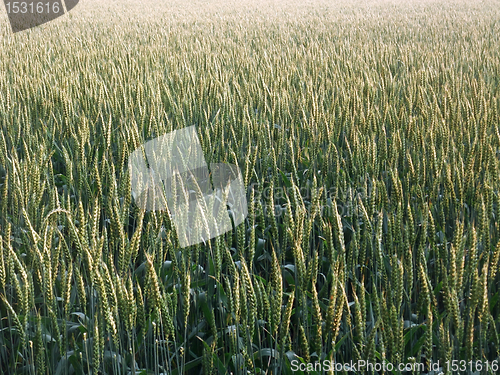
xmin=1 ymin=0 xmax=500 ymax=374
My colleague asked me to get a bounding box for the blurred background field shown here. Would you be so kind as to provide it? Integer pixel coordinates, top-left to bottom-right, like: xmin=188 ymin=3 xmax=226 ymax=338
xmin=1 ymin=0 xmax=500 ymax=373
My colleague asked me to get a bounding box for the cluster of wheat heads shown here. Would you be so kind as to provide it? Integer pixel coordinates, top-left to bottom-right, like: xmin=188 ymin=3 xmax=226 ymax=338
xmin=1 ymin=0 xmax=500 ymax=373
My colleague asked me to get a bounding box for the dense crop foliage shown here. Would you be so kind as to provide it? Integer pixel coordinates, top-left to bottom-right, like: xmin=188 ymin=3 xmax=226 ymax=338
xmin=1 ymin=0 xmax=500 ymax=373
